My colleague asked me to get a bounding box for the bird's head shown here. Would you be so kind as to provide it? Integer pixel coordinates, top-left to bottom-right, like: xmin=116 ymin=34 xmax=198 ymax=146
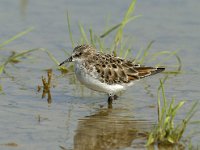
xmin=59 ymin=44 xmax=96 ymax=66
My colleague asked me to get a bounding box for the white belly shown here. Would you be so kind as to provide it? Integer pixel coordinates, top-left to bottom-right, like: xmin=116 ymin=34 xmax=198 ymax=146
xmin=74 ymin=62 xmax=125 ymax=94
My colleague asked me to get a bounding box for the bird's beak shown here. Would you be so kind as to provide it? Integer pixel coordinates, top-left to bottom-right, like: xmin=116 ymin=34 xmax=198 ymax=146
xmin=59 ymin=56 xmax=73 ymax=66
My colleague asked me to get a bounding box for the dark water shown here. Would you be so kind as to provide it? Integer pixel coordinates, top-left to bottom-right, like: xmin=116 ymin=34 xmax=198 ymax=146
xmin=0 ymin=0 xmax=199 ymax=149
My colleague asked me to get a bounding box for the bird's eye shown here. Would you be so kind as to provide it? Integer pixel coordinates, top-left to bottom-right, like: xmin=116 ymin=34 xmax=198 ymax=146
xmin=74 ymin=52 xmax=82 ymax=57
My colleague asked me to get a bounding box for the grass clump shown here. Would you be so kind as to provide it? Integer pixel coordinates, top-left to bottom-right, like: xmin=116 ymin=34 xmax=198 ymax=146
xmin=67 ymin=0 xmax=139 ymax=54
xmin=65 ymin=0 xmax=181 ymax=73
xmin=0 ymin=0 xmax=181 ymax=76
xmin=147 ymin=80 xmax=198 ymax=146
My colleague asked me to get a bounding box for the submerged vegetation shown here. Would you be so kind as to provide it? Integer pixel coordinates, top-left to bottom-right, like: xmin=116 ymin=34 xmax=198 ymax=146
xmin=147 ymin=80 xmax=199 ymax=147
xmin=37 ymin=69 xmax=53 ymax=104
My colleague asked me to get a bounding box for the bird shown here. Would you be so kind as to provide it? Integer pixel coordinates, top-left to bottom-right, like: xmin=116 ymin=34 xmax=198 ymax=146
xmin=59 ymin=44 xmax=165 ymax=107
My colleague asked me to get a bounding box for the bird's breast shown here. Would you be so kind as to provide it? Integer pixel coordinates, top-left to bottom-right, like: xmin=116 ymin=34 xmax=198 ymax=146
xmin=74 ymin=61 xmax=125 ymax=94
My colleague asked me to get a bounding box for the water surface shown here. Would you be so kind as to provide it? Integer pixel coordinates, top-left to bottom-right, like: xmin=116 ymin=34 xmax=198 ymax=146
xmin=0 ymin=0 xmax=199 ymax=149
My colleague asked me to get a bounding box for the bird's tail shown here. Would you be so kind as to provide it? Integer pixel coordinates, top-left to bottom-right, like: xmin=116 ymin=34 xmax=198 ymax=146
xmin=135 ymin=67 xmax=165 ymax=78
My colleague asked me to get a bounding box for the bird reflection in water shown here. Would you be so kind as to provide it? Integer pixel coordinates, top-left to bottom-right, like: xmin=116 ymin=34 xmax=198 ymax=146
xmin=74 ymin=108 xmax=154 ymax=150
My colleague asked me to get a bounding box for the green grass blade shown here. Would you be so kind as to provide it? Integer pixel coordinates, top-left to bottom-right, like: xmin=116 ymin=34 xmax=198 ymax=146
xmin=124 ymin=15 xmax=141 ymax=25
xmin=78 ymin=23 xmax=89 ymax=44
xmin=2 ymin=48 xmax=39 ymax=67
xmin=147 ymin=51 xmax=173 ymax=63
xmin=44 ymin=49 xmax=60 ymax=65
xmin=160 ymin=79 xmax=167 ymax=111
xmin=113 ymin=0 xmax=137 ymax=49
xmin=135 ymin=48 xmax=143 ymax=61
xmin=0 ymin=84 xmax=3 ymax=92
xmin=167 ymin=97 xmax=175 ymax=115
xmin=123 ymin=48 xmax=131 ymax=59
xmin=168 ymin=98 xmax=175 ymax=129
xmin=124 ymin=0 xmax=136 ymax=20
xmin=157 ymin=84 xmax=161 ymax=124
xmin=138 ymin=40 xmax=154 ymax=64
xmin=175 ymin=53 xmax=182 ymax=71
xmin=155 ymin=50 xmax=181 ymax=66
xmin=97 ymin=37 xmax=104 ymax=51
xmin=185 ymin=101 xmax=199 ymax=123
xmin=100 ymin=23 xmax=122 ymax=38
xmin=11 ymin=48 xmax=39 ymax=59
xmin=167 ymin=136 xmax=175 ymax=144
xmin=0 ymin=48 xmax=39 ymax=75
xmin=147 ymin=132 xmax=155 ymax=145
xmin=89 ymin=28 xmax=95 ymax=46
xmin=66 ymin=11 xmax=74 ymax=48
xmin=189 ymin=121 xmax=200 ymax=124
xmin=172 ymin=101 xmax=185 ymax=116
xmin=0 ymin=65 xmax=4 ymax=75
xmin=164 ymin=116 xmax=170 ymax=127
xmin=0 ymin=27 xmax=34 ymax=49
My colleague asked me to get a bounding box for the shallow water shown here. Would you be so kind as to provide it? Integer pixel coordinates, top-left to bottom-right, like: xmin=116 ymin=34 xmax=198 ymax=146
xmin=0 ymin=0 xmax=200 ymax=149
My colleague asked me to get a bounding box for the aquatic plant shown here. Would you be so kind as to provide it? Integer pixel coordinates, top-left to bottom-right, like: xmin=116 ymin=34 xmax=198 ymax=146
xmin=0 ymin=27 xmax=34 ymax=75
xmin=65 ymin=0 xmax=181 ymax=73
xmin=0 ymin=0 xmax=181 ymax=80
xmin=0 ymin=29 xmax=68 ymax=76
xmin=0 ymin=27 xmax=34 ymax=49
xmin=0 ymin=48 xmax=39 ymax=75
xmin=37 ymin=69 xmax=53 ymax=104
xmin=147 ymin=80 xmax=198 ymax=146
xmin=66 ymin=0 xmax=139 ymax=54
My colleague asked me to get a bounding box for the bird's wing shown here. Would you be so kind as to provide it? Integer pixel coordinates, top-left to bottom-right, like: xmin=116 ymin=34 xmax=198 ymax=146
xmin=85 ymin=53 xmax=164 ymax=85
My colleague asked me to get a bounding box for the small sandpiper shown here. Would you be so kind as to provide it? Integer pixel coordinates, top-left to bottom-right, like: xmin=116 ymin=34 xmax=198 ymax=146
xmin=59 ymin=45 xmax=165 ymax=106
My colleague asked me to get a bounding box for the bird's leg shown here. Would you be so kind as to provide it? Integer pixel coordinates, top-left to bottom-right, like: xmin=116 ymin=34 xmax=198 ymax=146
xmin=107 ymin=96 xmax=113 ymax=109
xmin=108 ymin=93 xmax=117 ymax=109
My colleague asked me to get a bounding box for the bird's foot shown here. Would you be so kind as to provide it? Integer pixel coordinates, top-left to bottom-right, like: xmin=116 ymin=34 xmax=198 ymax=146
xmin=107 ymin=94 xmax=118 ymax=109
